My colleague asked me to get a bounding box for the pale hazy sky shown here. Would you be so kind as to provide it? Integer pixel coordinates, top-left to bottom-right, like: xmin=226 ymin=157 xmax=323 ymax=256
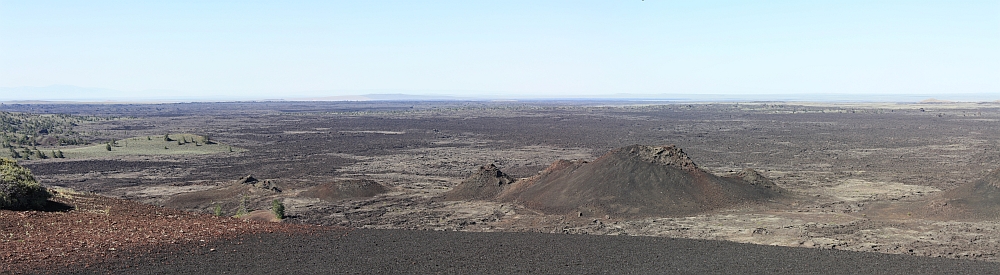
xmin=1 ymin=1 xmax=998 ymax=101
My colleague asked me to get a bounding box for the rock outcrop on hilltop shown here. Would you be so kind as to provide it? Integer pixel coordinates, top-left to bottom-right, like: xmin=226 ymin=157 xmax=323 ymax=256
xmin=442 ymin=164 xmax=517 ymax=201
xmin=445 ymin=145 xmax=784 ymax=218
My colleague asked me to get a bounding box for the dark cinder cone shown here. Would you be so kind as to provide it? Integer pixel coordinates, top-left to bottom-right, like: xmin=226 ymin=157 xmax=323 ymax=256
xmin=446 ymin=145 xmax=784 ymax=218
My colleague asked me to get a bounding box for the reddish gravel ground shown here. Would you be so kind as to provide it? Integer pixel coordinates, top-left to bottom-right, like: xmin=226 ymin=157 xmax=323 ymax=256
xmin=0 ymin=191 xmax=329 ymax=274
xmin=6 ymin=191 xmax=1000 ymax=274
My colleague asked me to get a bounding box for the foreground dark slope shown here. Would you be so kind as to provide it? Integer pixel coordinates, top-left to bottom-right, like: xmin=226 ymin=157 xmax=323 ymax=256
xmin=76 ymin=229 xmax=1000 ymax=275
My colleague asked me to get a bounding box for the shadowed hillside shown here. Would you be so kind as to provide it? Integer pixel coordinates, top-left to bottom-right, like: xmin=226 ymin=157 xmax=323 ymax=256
xmin=878 ymin=167 xmax=1000 ymax=221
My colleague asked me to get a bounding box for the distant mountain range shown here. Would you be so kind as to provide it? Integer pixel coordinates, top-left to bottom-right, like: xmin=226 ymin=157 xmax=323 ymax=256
xmin=0 ymin=85 xmax=216 ymax=102
xmin=0 ymin=85 xmax=131 ymax=101
xmin=1 ymin=85 xmax=998 ymax=103
xmin=296 ymin=94 xmax=474 ymax=101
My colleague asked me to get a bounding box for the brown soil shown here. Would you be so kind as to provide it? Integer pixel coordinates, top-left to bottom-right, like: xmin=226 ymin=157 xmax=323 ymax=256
xmin=0 ymin=190 xmax=325 ymax=274
xmin=298 ymin=179 xmax=389 ymax=201
xmin=244 ymin=209 xmax=282 ymax=222
xmin=164 ymin=184 xmax=257 ymax=211
xmin=448 ymin=145 xmax=785 ymax=218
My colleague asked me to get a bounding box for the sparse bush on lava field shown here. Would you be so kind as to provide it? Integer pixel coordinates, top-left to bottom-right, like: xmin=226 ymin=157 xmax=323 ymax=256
xmin=0 ymin=157 xmax=51 ymax=210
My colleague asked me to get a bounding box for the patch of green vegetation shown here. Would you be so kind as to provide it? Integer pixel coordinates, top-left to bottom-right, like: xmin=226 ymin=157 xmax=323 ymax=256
xmin=233 ymin=193 xmax=250 ymax=218
xmin=32 ymin=133 xmax=246 ymax=159
xmin=0 ymin=111 xmax=106 ymax=148
xmin=271 ymin=199 xmax=285 ymax=220
xmin=0 ymin=111 xmax=128 ymax=160
xmin=0 ymin=158 xmax=51 ymax=210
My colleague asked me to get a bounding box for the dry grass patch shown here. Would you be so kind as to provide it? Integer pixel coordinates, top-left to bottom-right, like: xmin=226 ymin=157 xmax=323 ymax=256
xmin=53 ymin=134 xmax=245 ymax=159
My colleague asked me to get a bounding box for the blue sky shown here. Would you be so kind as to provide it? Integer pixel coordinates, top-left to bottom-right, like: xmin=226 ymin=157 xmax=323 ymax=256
xmin=1 ymin=1 xmax=998 ymax=101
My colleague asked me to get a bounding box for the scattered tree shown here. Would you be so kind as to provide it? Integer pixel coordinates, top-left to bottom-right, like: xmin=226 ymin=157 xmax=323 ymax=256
xmin=234 ymin=193 xmax=249 ymax=218
xmin=105 ymin=143 xmax=112 ymax=151
xmin=164 ymin=134 xmax=172 ymax=142
xmin=271 ymin=199 xmax=285 ymax=220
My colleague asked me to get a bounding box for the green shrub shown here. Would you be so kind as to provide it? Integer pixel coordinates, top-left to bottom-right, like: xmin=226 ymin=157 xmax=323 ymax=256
xmin=0 ymin=158 xmax=51 ymax=210
xmin=234 ymin=193 xmax=249 ymax=218
xmin=271 ymin=199 xmax=285 ymax=220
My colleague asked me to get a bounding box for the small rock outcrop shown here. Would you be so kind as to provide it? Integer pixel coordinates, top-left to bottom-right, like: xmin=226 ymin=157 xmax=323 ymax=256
xmin=236 ymin=175 xmax=259 ymax=185
xmin=442 ymin=164 xmax=517 ymax=201
xmin=236 ymin=175 xmax=281 ymax=192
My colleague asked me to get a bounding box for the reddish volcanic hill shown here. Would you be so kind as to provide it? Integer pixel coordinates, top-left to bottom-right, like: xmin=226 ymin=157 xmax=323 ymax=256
xmin=881 ymin=167 xmax=1000 ymax=221
xmin=445 ymin=145 xmax=784 ymax=218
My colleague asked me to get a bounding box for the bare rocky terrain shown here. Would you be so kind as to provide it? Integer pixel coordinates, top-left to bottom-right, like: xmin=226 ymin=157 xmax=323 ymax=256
xmin=5 ymin=100 xmax=1000 ymax=264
